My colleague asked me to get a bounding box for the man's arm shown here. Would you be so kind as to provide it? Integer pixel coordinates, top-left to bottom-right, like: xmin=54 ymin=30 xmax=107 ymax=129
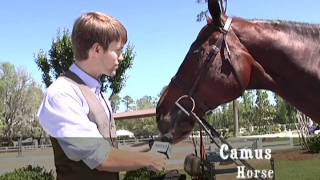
xmin=38 ymin=83 xmax=165 ymax=172
xmin=96 ymin=148 xmax=166 ymax=172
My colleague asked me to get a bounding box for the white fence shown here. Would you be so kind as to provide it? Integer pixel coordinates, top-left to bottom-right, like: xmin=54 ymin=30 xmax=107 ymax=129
xmin=0 ymin=144 xmax=52 ymax=153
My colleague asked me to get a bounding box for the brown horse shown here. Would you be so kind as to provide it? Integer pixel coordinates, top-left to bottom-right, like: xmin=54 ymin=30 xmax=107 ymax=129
xmin=156 ymin=0 xmax=320 ymax=143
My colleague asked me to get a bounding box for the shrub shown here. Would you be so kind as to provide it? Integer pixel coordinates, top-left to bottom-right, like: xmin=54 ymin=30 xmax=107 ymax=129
xmin=123 ymin=168 xmax=187 ymax=180
xmin=0 ymin=165 xmax=54 ymax=180
xmin=272 ymin=126 xmax=281 ymax=133
xmin=307 ymin=134 xmax=320 ymax=153
xmin=123 ymin=168 xmax=166 ymax=180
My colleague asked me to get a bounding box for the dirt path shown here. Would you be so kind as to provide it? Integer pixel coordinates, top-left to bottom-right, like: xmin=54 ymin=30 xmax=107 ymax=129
xmin=0 ymin=148 xmax=55 ymax=174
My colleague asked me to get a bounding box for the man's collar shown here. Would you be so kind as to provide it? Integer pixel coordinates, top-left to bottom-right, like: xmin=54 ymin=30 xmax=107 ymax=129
xmin=69 ymin=63 xmax=102 ymax=93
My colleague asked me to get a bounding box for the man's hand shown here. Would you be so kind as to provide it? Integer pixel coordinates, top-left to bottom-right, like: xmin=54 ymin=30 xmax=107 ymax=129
xmin=96 ymin=148 xmax=167 ymax=172
xmin=145 ymin=151 xmax=167 ymax=172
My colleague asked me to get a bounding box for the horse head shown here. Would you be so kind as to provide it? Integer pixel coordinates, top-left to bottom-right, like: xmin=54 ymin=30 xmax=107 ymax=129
xmin=156 ymin=0 xmax=259 ymax=143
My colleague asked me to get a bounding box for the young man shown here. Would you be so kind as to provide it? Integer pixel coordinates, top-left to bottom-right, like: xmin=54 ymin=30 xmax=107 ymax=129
xmin=37 ymin=12 xmax=166 ymax=180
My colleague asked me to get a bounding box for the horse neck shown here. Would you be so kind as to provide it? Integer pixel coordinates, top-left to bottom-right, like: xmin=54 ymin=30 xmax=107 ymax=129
xmin=233 ymin=18 xmax=320 ymax=91
xmin=232 ymin=18 xmax=320 ymax=122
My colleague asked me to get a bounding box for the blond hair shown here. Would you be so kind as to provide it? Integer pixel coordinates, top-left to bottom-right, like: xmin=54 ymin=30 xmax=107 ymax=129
xmin=71 ymin=11 xmax=127 ymax=60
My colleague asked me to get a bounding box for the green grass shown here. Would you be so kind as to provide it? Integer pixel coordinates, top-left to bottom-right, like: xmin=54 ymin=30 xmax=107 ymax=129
xmin=275 ymin=159 xmax=320 ymax=180
xmin=253 ymin=158 xmax=320 ymax=180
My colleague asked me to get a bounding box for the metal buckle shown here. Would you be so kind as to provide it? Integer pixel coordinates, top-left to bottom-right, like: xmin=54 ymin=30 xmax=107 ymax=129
xmin=212 ymin=44 xmax=220 ymax=52
xmin=175 ymin=95 xmax=195 ymax=116
xmin=221 ymin=17 xmax=233 ymax=34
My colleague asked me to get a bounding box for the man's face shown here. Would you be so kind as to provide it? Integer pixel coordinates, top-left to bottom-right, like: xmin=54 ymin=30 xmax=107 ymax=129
xmin=99 ymin=41 xmax=124 ymax=76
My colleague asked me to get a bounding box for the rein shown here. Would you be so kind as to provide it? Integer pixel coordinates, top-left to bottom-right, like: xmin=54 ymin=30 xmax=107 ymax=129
xmin=171 ymin=17 xmax=264 ymax=179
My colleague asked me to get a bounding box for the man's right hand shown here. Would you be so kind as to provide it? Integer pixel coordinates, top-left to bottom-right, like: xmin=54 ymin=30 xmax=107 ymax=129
xmin=96 ymin=148 xmax=167 ymax=172
xmin=145 ymin=151 xmax=167 ymax=172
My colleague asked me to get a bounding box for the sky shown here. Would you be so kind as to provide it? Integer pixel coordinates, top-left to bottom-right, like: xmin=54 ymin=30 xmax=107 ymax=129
xmin=1 ymin=0 xmax=320 ymax=102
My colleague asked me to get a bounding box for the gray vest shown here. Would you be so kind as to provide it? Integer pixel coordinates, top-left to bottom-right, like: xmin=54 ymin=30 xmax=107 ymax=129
xmin=50 ymin=70 xmax=118 ymax=180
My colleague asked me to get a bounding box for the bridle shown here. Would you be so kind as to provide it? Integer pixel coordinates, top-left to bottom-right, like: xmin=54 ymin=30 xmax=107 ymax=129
xmin=170 ymin=17 xmax=237 ymax=114
xmin=166 ymin=17 xmax=264 ymax=179
xmin=162 ymin=16 xmax=234 ymax=146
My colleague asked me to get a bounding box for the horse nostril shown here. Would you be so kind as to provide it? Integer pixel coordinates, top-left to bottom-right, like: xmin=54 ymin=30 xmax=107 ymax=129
xmin=157 ymin=117 xmax=171 ymax=134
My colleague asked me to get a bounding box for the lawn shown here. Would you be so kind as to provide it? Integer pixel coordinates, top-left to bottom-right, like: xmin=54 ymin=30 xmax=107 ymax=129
xmin=274 ymin=159 xmax=320 ymax=180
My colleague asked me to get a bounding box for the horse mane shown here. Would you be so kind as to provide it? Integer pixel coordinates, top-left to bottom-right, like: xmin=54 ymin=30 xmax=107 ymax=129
xmin=250 ymin=19 xmax=320 ymax=41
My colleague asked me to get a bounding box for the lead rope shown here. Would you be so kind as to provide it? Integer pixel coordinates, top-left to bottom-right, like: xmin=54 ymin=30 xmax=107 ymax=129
xmin=199 ymin=127 xmax=206 ymax=176
xmin=191 ymin=131 xmax=198 ymax=157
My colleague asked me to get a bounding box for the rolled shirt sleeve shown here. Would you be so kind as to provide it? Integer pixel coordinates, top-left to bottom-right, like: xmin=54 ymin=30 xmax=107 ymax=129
xmin=56 ymin=137 xmax=112 ymax=169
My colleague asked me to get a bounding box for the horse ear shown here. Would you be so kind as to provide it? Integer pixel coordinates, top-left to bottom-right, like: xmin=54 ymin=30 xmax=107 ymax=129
xmin=208 ymin=0 xmax=222 ymax=26
xmin=205 ymin=13 xmax=213 ymax=24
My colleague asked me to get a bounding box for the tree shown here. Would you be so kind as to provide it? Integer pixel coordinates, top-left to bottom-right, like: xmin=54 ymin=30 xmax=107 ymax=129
xmin=195 ymin=0 xmax=210 ymax=22
xmin=0 ymin=63 xmax=43 ymax=141
xmin=254 ymin=90 xmax=274 ymax=133
xmin=26 ymin=84 xmax=46 ymax=138
xmin=273 ymin=93 xmax=297 ymax=124
xmin=116 ymin=95 xmax=159 ymax=138
xmin=34 ymin=29 xmax=134 ymax=98
xmin=34 ymin=29 xmax=73 ymax=87
xmin=239 ymin=90 xmax=255 ymax=129
xmin=207 ymin=108 xmax=224 ymax=129
xmin=136 ymin=96 xmax=157 ymax=110
xmin=131 ymin=96 xmax=158 ymax=137
xmin=121 ymin=95 xmax=135 ymax=112
xmin=110 ymin=94 xmax=121 ymax=112
xmin=221 ymin=103 xmax=234 ymax=130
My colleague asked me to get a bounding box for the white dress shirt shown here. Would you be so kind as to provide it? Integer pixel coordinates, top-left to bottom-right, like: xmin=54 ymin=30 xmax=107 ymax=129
xmin=37 ymin=63 xmax=114 ymax=169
